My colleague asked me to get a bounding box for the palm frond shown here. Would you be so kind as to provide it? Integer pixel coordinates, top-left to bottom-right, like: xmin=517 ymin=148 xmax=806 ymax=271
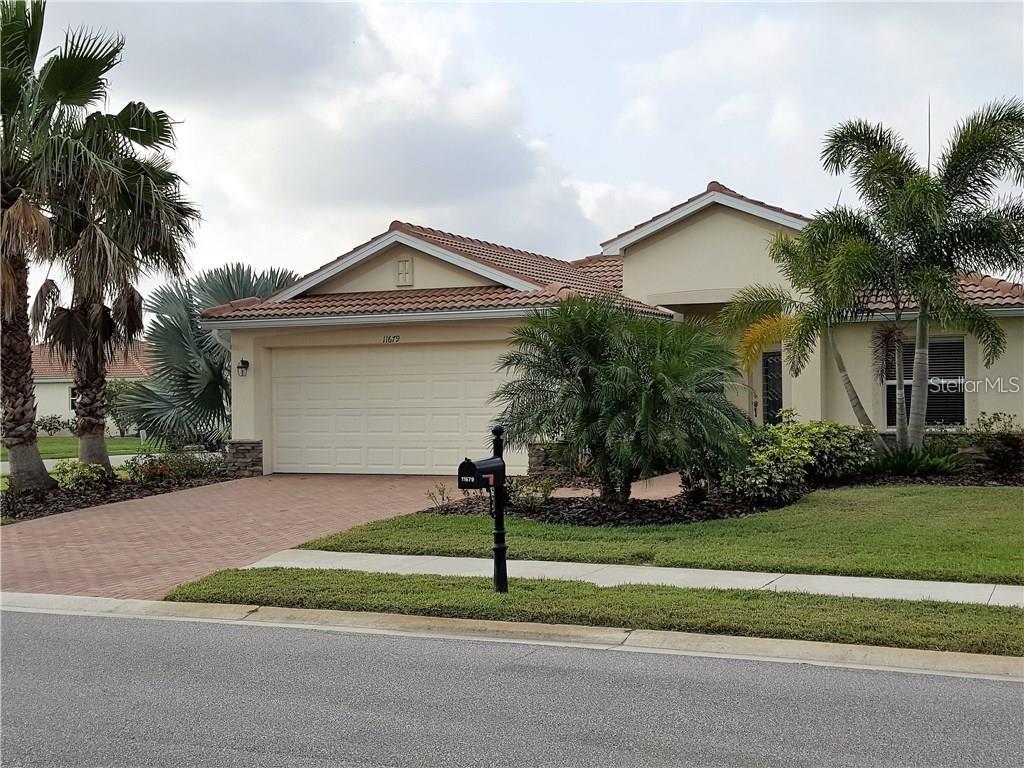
xmin=37 ymin=26 xmax=123 ymax=107
xmin=938 ymin=98 xmax=1024 ymax=207
xmin=736 ymin=315 xmax=795 ymax=371
xmin=821 ymin=118 xmax=920 ymax=207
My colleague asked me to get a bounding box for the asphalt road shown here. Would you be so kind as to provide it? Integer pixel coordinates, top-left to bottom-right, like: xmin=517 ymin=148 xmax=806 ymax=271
xmin=1 ymin=611 xmax=1021 ymax=768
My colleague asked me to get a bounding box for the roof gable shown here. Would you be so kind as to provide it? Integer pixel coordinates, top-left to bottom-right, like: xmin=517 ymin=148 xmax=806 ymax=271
xmin=601 ymin=181 xmax=810 ymax=256
xmin=271 ymin=225 xmax=540 ymax=302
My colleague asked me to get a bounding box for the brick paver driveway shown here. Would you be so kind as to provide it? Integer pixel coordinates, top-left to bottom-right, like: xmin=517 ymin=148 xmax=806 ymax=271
xmin=1 ymin=474 xmax=444 ymax=600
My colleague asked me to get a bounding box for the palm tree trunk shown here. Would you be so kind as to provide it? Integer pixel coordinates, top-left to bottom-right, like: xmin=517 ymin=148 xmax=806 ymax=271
xmin=894 ymin=335 xmax=909 ymax=449
xmin=74 ymin=350 xmax=112 ymax=471
xmin=826 ymin=326 xmax=888 ymax=453
xmin=0 ymin=250 xmax=57 ymax=493
xmin=907 ymin=304 xmax=930 ymax=450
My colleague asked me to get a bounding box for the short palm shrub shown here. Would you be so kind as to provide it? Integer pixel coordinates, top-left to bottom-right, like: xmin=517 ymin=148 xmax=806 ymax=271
xmin=493 ymin=297 xmax=750 ymax=504
xmin=51 ymin=460 xmax=112 ymax=491
xmin=867 ymin=444 xmax=964 ymax=477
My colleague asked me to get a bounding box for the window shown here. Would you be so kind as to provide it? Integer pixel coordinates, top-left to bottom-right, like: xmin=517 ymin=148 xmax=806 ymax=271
xmin=69 ymin=386 xmax=78 ymax=412
xmin=395 ymin=257 xmax=413 ymax=286
xmin=884 ymin=337 xmax=965 ymax=427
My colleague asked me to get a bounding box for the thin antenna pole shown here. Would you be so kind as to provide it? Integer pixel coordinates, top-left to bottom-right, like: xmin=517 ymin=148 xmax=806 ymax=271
xmin=927 ymin=96 xmax=932 ymax=174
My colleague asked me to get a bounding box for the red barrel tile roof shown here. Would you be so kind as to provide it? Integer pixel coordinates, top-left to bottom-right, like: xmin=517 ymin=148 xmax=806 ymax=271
xmin=862 ymin=274 xmax=1024 ymax=311
xmin=32 ymin=342 xmax=152 ymax=380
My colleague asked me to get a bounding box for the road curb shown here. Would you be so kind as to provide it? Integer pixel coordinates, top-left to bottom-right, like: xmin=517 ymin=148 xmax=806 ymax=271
xmin=3 ymin=591 xmax=1021 ymax=681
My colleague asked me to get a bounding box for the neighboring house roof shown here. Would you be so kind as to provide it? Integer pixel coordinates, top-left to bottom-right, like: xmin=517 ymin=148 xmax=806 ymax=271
xmin=571 ymin=255 xmax=624 ymax=290
xmin=203 ymin=222 xmax=668 ymax=326
xmin=32 ymin=342 xmax=152 ymax=381
xmin=600 ymin=180 xmax=811 ymax=256
xmin=862 ymin=274 xmax=1024 ymax=313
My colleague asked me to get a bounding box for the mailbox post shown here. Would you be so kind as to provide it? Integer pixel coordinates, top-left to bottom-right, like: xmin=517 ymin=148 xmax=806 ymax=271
xmin=457 ymin=425 xmax=509 ymax=593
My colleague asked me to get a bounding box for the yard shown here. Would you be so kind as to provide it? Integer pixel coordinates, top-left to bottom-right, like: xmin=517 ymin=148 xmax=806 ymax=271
xmin=0 ymin=436 xmax=151 ymax=461
xmin=302 ymin=485 xmax=1024 ymax=585
xmin=167 ymin=568 xmax=1024 ymax=656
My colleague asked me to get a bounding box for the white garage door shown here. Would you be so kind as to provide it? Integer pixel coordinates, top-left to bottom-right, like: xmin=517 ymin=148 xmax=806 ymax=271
xmin=272 ymin=341 xmax=522 ymax=474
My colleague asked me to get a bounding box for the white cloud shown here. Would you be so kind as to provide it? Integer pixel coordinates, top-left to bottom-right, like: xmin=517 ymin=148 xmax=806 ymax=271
xmin=767 ymin=96 xmax=803 ymax=141
xmin=567 ymin=180 xmax=674 ymax=241
xmin=713 ymin=92 xmax=759 ymax=123
xmin=615 ymin=95 xmax=662 ymax=136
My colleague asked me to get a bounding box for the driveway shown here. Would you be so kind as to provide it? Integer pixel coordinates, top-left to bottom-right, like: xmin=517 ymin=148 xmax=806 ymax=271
xmin=0 ymin=474 xmax=443 ymax=600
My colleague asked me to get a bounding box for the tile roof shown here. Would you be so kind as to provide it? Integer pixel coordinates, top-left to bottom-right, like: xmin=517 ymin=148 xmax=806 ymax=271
xmin=389 ymin=222 xmax=619 ymax=294
xmin=204 ymin=222 xmax=664 ymax=322
xmin=32 ymin=342 xmax=152 ymax=380
xmin=204 ymin=283 xmax=665 ymax=321
xmin=601 ymin=180 xmax=811 ymax=248
xmin=571 ymin=255 xmax=624 ymax=290
xmin=862 ymin=274 xmax=1024 ymax=312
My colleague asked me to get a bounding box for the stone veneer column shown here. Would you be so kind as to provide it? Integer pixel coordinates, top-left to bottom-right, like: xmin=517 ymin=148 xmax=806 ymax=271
xmin=225 ymin=439 xmax=263 ymax=477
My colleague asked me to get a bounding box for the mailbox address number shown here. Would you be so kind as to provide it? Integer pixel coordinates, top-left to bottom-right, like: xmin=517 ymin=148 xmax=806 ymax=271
xmin=381 ymin=335 xmax=401 ymax=344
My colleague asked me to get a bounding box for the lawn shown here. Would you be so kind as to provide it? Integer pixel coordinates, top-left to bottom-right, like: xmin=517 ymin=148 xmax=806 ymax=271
xmin=302 ymin=485 xmax=1024 ymax=585
xmin=167 ymin=567 xmax=1024 ymax=656
xmin=0 ymin=435 xmax=152 ymax=461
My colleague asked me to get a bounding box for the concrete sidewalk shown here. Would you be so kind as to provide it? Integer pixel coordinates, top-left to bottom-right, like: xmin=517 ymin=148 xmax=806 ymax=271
xmin=247 ymin=550 xmax=1024 ymax=608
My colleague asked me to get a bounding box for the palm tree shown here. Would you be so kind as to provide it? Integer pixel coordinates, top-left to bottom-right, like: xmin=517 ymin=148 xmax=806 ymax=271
xmin=121 ymin=264 xmax=296 ymax=446
xmin=716 ymin=213 xmax=889 ymax=453
xmin=492 ymin=296 xmax=749 ymax=504
xmin=819 ymin=100 xmax=1024 ymax=449
xmin=1 ymin=0 xmax=126 ymax=491
xmin=33 ymin=150 xmax=198 ymax=470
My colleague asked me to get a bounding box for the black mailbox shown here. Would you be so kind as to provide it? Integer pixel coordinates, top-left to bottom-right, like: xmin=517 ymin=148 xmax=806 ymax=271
xmin=457 ymin=455 xmax=505 ymax=490
xmin=456 ymin=426 xmax=509 ymax=593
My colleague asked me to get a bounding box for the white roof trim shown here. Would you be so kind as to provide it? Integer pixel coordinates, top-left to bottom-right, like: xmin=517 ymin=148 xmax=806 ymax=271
xmin=600 ymin=191 xmax=808 ymax=256
xmin=272 ymin=231 xmax=539 ymax=301
xmin=201 ymin=306 xmax=539 ymax=330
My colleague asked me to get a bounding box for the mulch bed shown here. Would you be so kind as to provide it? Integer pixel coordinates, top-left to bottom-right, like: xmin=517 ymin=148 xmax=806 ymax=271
xmin=0 ymin=477 xmax=232 ymax=522
xmin=424 ymin=470 xmax=1022 ymax=527
xmin=424 ymin=491 xmax=761 ymax=527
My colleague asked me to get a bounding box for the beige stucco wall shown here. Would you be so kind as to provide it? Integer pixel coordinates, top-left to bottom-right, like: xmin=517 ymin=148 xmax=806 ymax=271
xmin=308 ymin=244 xmax=497 ymax=294
xmin=231 ymin=318 xmax=525 ymax=474
xmin=35 ymin=381 xmax=74 ymax=421
xmin=34 ymin=378 xmax=144 ymax=434
xmin=620 ymin=205 xmax=799 ymax=307
xmin=817 ymin=317 xmax=1024 ymax=428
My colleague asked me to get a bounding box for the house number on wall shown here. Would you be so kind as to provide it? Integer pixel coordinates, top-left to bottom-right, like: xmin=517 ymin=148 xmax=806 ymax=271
xmin=382 ymin=335 xmax=401 ymax=344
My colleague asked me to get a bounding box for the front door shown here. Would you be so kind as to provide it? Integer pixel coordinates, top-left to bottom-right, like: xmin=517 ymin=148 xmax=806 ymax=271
xmin=762 ymin=351 xmax=783 ymax=425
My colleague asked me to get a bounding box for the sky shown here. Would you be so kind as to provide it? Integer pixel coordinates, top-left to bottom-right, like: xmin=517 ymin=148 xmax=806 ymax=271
xmin=36 ymin=0 xmax=1024 ymax=300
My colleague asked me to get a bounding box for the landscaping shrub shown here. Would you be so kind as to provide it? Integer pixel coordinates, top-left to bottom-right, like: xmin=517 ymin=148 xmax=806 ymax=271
xmin=721 ymin=418 xmax=875 ymax=507
xmin=34 ymin=414 xmax=67 ymax=436
xmin=721 ymin=425 xmax=811 ymax=506
xmin=123 ymin=451 xmax=227 ymax=485
xmin=507 ymin=476 xmax=556 ymax=513
xmin=970 ymin=412 xmax=1024 ymax=478
xmin=51 ymin=460 xmax=112 ymax=491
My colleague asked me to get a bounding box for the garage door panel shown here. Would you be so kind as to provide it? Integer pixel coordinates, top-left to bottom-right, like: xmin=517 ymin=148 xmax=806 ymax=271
xmin=272 ymin=341 xmax=524 ymax=474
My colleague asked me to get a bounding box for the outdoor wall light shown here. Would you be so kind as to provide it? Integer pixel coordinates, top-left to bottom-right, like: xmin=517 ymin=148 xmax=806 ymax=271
xmin=236 ymin=359 xmax=250 ymax=377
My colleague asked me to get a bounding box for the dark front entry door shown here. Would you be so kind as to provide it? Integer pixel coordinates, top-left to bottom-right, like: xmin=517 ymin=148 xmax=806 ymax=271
xmin=762 ymin=351 xmax=783 ymax=425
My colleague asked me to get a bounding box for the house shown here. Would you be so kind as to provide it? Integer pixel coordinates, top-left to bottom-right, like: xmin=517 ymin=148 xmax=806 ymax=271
xmin=32 ymin=342 xmax=152 ymax=433
xmin=203 ymin=182 xmax=1024 ymax=476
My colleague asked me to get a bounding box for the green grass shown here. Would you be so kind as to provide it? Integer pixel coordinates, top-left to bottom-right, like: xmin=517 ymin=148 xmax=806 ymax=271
xmin=0 ymin=435 xmax=153 ymax=461
xmin=1 ymin=516 xmax=15 ymax=525
xmin=302 ymin=486 xmax=1024 ymax=585
xmin=166 ymin=567 xmax=1024 ymax=656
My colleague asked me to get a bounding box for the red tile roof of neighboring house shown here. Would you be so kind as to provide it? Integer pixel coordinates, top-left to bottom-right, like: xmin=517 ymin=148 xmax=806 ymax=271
xmin=32 ymin=342 xmax=152 ymax=380
xmin=600 ymin=180 xmax=812 ymax=248
xmin=570 ymin=255 xmax=624 ymax=290
xmin=862 ymin=274 xmax=1024 ymax=312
